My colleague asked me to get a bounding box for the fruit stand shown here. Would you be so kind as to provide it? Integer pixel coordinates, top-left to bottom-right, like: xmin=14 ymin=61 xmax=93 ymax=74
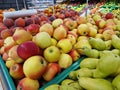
xmin=1 ymin=0 xmax=120 ymax=90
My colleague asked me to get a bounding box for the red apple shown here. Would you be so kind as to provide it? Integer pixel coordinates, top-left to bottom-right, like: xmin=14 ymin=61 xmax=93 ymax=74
xmin=43 ymin=63 xmax=61 ymax=81
xmin=69 ymin=49 xmax=80 ymax=62
xmin=9 ymin=63 xmax=25 ymax=79
xmin=17 ymin=41 xmax=40 ymax=60
xmin=17 ymin=77 xmax=39 ymax=90
xmin=105 ymin=12 xmax=114 ymax=19
xmin=26 ymin=24 xmax=39 ymax=36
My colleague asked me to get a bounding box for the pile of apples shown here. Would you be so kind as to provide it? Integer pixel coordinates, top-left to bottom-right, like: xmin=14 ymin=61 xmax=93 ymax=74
xmin=0 ymin=9 xmax=120 ymax=89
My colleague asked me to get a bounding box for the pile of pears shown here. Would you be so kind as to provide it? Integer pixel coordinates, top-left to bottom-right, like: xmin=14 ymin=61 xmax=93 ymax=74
xmin=45 ymin=35 xmax=120 ymax=90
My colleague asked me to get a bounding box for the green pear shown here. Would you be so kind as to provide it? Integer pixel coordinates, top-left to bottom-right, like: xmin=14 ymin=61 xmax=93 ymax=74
xmin=59 ymin=85 xmax=77 ymax=90
xmin=80 ymin=58 xmax=99 ymax=69
xmin=112 ymin=35 xmax=120 ymax=49
xmin=112 ymin=75 xmax=120 ymax=90
xmin=69 ymin=71 xmax=77 ymax=80
xmin=45 ymin=84 xmax=60 ymax=90
xmin=93 ymin=52 xmax=120 ymax=78
xmin=69 ymin=81 xmax=84 ymax=90
xmin=105 ymin=40 xmax=112 ymax=50
xmin=89 ymin=37 xmax=106 ymax=50
xmin=78 ymin=77 xmax=113 ymax=90
xmin=61 ymin=79 xmax=74 ymax=85
xmin=76 ymin=68 xmax=93 ymax=79
xmin=81 ymin=47 xmax=100 ymax=58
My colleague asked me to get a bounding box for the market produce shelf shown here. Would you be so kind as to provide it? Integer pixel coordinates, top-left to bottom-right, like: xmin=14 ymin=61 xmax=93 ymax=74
xmin=0 ymin=56 xmax=16 ymax=90
xmin=0 ymin=55 xmax=86 ymax=90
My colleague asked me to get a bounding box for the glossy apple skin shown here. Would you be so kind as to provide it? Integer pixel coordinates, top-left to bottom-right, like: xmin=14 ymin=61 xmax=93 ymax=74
xmin=23 ymin=55 xmax=47 ymax=80
xmin=17 ymin=41 xmax=40 ymax=60
xmin=17 ymin=77 xmax=39 ymax=90
xmin=43 ymin=63 xmax=61 ymax=81
xmin=9 ymin=63 xmax=25 ymax=79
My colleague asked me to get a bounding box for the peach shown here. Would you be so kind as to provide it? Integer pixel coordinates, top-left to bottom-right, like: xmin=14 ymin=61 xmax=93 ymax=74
xmin=3 ymin=18 xmax=14 ymax=27
xmin=15 ymin=17 xmax=25 ymax=27
xmin=0 ymin=29 xmax=13 ymax=39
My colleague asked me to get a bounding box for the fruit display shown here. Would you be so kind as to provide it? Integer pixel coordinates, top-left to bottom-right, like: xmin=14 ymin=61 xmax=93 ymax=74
xmin=0 ymin=0 xmax=120 ymax=89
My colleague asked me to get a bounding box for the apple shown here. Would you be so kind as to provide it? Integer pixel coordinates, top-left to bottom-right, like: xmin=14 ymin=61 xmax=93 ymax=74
xmin=2 ymin=52 xmax=9 ymax=61
xmin=88 ymin=27 xmax=97 ymax=37
xmin=58 ymin=53 xmax=73 ymax=69
xmin=57 ymin=39 xmax=72 ymax=53
xmin=0 ymin=39 xmax=4 ymax=47
xmin=96 ymin=19 xmax=106 ymax=29
xmin=43 ymin=63 xmax=61 ymax=81
xmin=76 ymin=16 xmax=87 ymax=24
xmin=105 ymin=12 xmax=114 ymax=19
xmin=53 ymin=24 xmax=67 ymax=40
xmin=67 ymin=34 xmax=76 ymax=45
xmin=52 ymin=18 xmax=63 ymax=28
xmin=4 ymin=36 xmax=16 ymax=52
xmin=95 ymin=34 xmax=103 ymax=39
xmin=102 ymin=30 xmax=115 ymax=40
xmin=5 ymin=59 xmax=16 ymax=69
xmin=77 ymin=36 xmax=88 ymax=42
xmin=35 ymin=32 xmax=51 ymax=49
xmin=51 ymin=38 xmax=57 ymax=46
xmin=64 ymin=19 xmax=77 ymax=30
xmin=43 ymin=46 xmax=61 ymax=63
xmin=9 ymin=63 xmax=25 ymax=79
xmin=77 ymin=24 xmax=89 ymax=36
xmin=13 ymin=28 xmax=32 ymax=44
xmin=69 ymin=49 xmax=80 ymax=62
xmin=26 ymin=24 xmax=39 ymax=36
xmin=93 ymin=14 xmax=101 ymax=22
xmin=17 ymin=41 xmax=40 ymax=60
xmin=17 ymin=77 xmax=39 ymax=90
xmin=39 ymin=23 xmax=54 ymax=36
xmin=8 ymin=45 xmax=24 ymax=63
xmin=0 ymin=46 xmax=5 ymax=55
xmin=23 ymin=55 xmax=47 ymax=79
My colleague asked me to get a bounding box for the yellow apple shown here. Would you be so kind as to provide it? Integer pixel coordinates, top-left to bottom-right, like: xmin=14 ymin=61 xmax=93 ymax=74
xmin=23 ymin=55 xmax=47 ymax=79
xmin=52 ymin=18 xmax=63 ymax=28
xmin=39 ymin=23 xmax=54 ymax=36
xmin=77 ymin=24 xmax=89 ymax=36
xmin=5 ymin=59 xmax=16 ymax=69
xmin=43 ymin=46 xmax=61 ymax=63
xmin=88 ymin=27 xmax=97 ymax=37
xmin=35 ymin=32 xmax=51 ymax=49
xmin=58 ymin=53 xmax=73 ymax=69
xmin=57 ymin=39 xmax=72 ymax=53
xmin=53 ymin=25 xmax=67 ymax=41
xmin=51 ymin=38 xmax=57 ymax=46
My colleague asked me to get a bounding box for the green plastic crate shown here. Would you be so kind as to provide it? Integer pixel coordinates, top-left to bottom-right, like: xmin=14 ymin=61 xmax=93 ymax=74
xmin=0 ymin=56 xmax=86 ymax=90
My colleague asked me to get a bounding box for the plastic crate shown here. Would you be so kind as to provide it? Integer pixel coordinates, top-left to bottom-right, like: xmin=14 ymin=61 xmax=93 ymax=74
xmin=0 ymin=55 xmax=86 ymax=90
xmin=0 ymin=56 xmax=16 ymax=90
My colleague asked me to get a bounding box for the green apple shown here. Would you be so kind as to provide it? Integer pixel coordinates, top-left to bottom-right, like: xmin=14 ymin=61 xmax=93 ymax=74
xmin=23 ymin=55 xmax=47 ymax=79
xmin=43 ymin=46 xmax=61 ymax=63
xmin=57 ymin=39 xmax=72 ymax=53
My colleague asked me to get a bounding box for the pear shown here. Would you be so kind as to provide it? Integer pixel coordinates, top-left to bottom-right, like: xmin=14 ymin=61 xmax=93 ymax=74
xmin=76 ymin=68 xmax=93 ymax=79
xmin=69 ymin=71 xmax=78 ymax=80
xmin=112 ymin=75 xmax=120 ymax=90
xmin=78 ymin=77 xmax=113 ymax=90
xmin=81 ymin=47 xmax=100 ymax=58
xmin=59 ymin=85 xmax=77 ymax=90
xmin=89 ymin=37 xmax=106 ymax=50
xmin=111 ymin=49 xmax=120 ymax=55
xmin=105 ymin=40 xmax=112 ymax=50
xmin=45 ymin=84 xmax=59 ymax=90
xmin=61 ymin=79 xmax=74 ymax=85
xmin=112 ymin=35 xmax=120 ymax=49
xmin=93 ymin=52 xmax=120 ymax=78
xmin=80 ymin=58 xmax=99 ymax=69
